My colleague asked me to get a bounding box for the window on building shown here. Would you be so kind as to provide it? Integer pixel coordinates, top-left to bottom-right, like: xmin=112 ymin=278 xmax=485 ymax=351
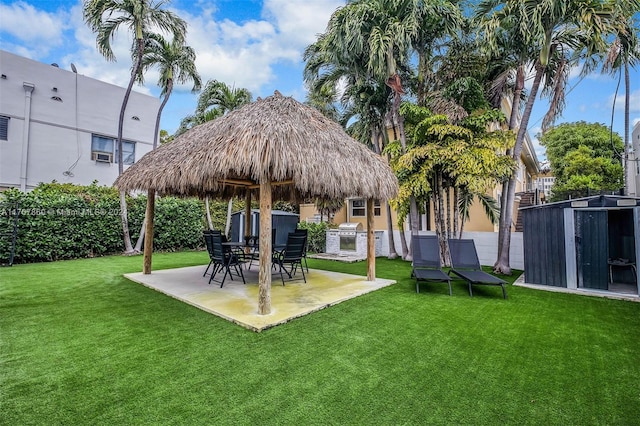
xmin=350 ymin=199 xmax=381 ymax=217
xmin=0 ymin=116 xmax=8 ymax=140
xmin=91 ymin=134 xmax=135 ymax=164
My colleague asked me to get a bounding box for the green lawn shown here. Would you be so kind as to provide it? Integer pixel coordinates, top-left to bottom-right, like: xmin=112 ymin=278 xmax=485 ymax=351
xmin=2 ymin=252 xmax=639 ymax=425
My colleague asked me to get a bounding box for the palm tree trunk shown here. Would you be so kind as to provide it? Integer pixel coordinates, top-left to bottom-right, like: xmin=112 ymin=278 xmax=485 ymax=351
xmin=623 ymin=60 xmax=629 ymax=195
xmin=225 ymin=199 xmax=233 ymax=237
xmin=386 ymin=202 xmax=398 ymax=259
xmin=435 ymin=173 xmax=449 ymax=266
xmin=135 ymin=80 xmax=173 ymax=253
xmin=495 ymin=61 xmax=544 ymax=275
xmin=205 ymin=197 xmax=214 ymax=230
xmin=445 ymin=186 xmax=452 ymax=240
xmin=453 ymin=186 xmax=459 ymax=239
xmin=398 ymin=220 xmax=409 ymax=260
xmin=496 ymin=65 xmax=524 ymax=265
xmin=153 ymin=80 xmax=173 ymax=149
xmin=116 ymin=38 xmax=144 ymax=254
xmin=391 ymin=87 xmax=419 ymax=259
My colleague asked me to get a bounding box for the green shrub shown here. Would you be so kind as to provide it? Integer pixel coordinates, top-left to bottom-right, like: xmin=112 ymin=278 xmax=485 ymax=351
xmin=0 ymin=183 xmax=207 ymax=264
xmin=297 ymin=221 xmax=330 ymax=253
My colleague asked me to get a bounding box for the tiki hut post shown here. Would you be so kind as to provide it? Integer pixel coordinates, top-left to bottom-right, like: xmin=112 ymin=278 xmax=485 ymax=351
xmin=258 ymin=179 xmax=272 ymax=315
xmin=143 ymin=189 xmax=155 ymax=274
xmin=366 ymin=198 xmax=375 ymax=281
xmin=244 ymin=192 xmax=252 ymax=249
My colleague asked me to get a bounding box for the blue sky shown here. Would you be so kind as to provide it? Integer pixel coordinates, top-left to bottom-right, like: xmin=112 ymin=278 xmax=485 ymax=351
xmin=1 ymin=0 xmax=638 ymax=162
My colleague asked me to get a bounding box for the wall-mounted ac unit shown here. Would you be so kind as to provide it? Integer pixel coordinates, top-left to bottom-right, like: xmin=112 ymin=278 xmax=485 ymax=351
xmin=92 ymin=152 xmax=112 ymax=163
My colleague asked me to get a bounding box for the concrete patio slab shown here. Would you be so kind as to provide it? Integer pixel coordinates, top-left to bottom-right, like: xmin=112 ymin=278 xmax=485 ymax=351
xmin=124 ymin=266 xmax=395 ymax=332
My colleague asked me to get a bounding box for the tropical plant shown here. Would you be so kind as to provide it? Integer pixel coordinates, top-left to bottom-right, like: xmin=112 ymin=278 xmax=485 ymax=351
xmin=133 ymin=31 xmax=201 ymax=252
xmin=83 ymin=0 xmax=187 ymax=253
xmin=600 ymin=6 xmax=640 ymax=195
xmin=475 ymin=0 xmax=620 ymax=274
xmin=386 ymin=103 xmax=515 ymax=264
xmin=139 ymin=32 xmax=201 ymax=149
xmin=175 ymin=80 xmax=252 ymax=136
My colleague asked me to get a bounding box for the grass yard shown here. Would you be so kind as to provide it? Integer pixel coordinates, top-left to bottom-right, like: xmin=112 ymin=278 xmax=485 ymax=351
xmin=2 ymin=251 xmax=639 ymax=425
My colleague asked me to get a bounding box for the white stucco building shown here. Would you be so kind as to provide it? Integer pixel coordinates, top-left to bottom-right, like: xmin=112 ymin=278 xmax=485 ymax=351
xmin=627 ymin=121 xmax=640 ymax=197
xmin=0 ymin=50 xmax=159 ymax=191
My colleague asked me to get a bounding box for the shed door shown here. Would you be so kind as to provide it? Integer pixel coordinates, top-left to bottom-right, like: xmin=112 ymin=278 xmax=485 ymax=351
xmin=575 ymin=210 xmax=608 ymax=290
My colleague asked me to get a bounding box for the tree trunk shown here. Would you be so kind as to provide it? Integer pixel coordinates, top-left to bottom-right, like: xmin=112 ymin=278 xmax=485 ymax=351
xmin=134 ymin=219 xmax=145 ymax=252
xmin=386 ymin=202 xmax=398 ymax=259
xmin=453 ymin=186 xmax=459 ymax=240
xmin=153 ymin=80 xmax=172 ymax=149
xmin=623 ymin=60 xmax=629 ymax=195
xmin=225 ymin=199 xmax=233 ymax=237
xmin=116 ymin=38 xmax=144 ymax=253
xmin=366 ymin=198 xmax=375 ymax=281
xmin=445 ymin=186 xmax=452 ymax=240
xmin=390 ymin=83 xmax=420 ymax=256
xmin=205 ymin=197 xmax=214 ymax=230
xmin=143 ymin=189 xmax=155 ymax=274
xmin=398 ymin=220 xmax=409 ymax=259
xmin=119 ymin=190 xmax=134 ymax=253
xmin=496 ymin=65 xmax=523 ymax=266
xmin=494 ymin=61 xmax=544 ymax=275
xmin=258 ymin=179 xmax=272 ymax=315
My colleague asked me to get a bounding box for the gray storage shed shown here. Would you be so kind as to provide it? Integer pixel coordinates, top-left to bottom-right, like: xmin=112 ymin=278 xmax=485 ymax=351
xmin=521 ymin=195 xmax=639 ymax=296
xmin=230 ymin=209 xmax=299 ymax=246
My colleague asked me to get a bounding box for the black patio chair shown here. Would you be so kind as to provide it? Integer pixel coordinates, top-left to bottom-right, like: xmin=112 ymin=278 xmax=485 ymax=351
xmin=411 ymin=235 xmax=452 ymax=295
xmin=447 ymin=239 xmax=507 ymax=299
xmin=247 ymin=229 xmax=276 ymax=270
xmin=273 ymin=233 xmax=307 ymax=286
xmin=204 ymin=231 xmax=245 ymax=287
xmin=292 ymin=228 xmax=309 ymax=272
xmin=203 ymin=230 xmax=222 ymax=277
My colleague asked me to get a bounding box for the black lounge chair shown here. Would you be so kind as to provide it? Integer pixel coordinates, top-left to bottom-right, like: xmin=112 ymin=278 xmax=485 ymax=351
xmin=447 ymin=239 xmax=507 ymax=299
xmin=411 ymin=235 xmax=452 ymax=295
xmin=203 ymin=231 xmax=245 ymax=287
xmin=273 ymin=233 xmax=307 ymax=286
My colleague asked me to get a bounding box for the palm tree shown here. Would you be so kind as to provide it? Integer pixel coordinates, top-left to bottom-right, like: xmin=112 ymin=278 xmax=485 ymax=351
xmin=83 ymin=0 xmax=186 ymax=253
xmin=475 ymin=0 xmax=617 ymax=274
xmin=601 ymin=8 xmax=640 ymax=195
xmin=133 ymin=32 xmax=201 ymax=252
xmin=175 ymin=80 xmax=252 ymax=136
xmin=139 ymin=32 xmax=201 ymax=149
xmin=196 ymin=79 xmax=252 ymax=116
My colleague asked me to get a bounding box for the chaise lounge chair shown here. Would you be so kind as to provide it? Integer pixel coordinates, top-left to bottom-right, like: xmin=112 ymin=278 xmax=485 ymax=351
xmin=447 ymin=239 xmax=507 ymax=299
xmin=412 ymin=235 xmax=452 ymax=295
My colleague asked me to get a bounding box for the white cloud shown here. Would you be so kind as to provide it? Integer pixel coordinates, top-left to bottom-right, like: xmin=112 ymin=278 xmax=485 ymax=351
xmin=0 ymin=1 xmax=69 ymax=56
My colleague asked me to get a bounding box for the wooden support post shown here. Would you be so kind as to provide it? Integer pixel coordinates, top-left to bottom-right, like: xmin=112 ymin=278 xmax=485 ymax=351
xmin=258 ymin=180 xmax=272 ymax=315
xmin=143 ymin=189 xmax=155 ymax=274
xmin=367 ymin=198 xmax=375 ymax=281
xmin=245 ymin=192 xmax=252 ymax=254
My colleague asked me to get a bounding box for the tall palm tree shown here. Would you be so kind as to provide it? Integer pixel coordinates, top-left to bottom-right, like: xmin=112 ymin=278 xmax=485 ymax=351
xmin=601 ymin=8 xmax=640 ymax=195
xmin=83 ymin=0 xmax=186 ymax=253
xmin=139 ymin=32 xmax=201 ymax=149
xmin=476 ymin=0 xmax=617 ymax=274
xmin=133 ymin=32 xmax=201 ymax=252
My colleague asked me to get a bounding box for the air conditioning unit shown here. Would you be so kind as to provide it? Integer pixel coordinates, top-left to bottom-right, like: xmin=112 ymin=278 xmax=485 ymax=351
xmin=92 ymin=152 xmax=113 ymax=163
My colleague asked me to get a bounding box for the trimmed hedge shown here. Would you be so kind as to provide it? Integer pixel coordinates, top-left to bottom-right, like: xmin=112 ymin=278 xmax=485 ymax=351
xmin=0 ymin=183 xmax=206 ymax=264
xmin=297 ymin=221 xmax=332 ymax=253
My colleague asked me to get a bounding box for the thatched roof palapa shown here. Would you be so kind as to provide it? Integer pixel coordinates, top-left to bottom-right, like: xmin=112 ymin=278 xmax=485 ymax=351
xmin=116 ymin=91 xmax=398 ymax=201
xmin=115 ymin=91 xmax=398 ymax=316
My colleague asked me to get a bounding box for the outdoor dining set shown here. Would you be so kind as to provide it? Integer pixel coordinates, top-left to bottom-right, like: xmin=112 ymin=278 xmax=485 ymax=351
xmin=202 ymin=229 xmax=309 ymax=288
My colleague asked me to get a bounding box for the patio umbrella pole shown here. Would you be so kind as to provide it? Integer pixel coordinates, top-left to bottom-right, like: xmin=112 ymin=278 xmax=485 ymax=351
xmin=367 ymin=198 xmax=375 ymax=281
xmin=258 ymin=179 xmax=272 ymax=315
xmin=143 ymin=189 xmax=155 ymax=274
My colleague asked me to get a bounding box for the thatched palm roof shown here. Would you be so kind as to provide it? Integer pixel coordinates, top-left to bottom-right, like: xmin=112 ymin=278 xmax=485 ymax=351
xmin=115 ymin=91 xmax=398 ymax=201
